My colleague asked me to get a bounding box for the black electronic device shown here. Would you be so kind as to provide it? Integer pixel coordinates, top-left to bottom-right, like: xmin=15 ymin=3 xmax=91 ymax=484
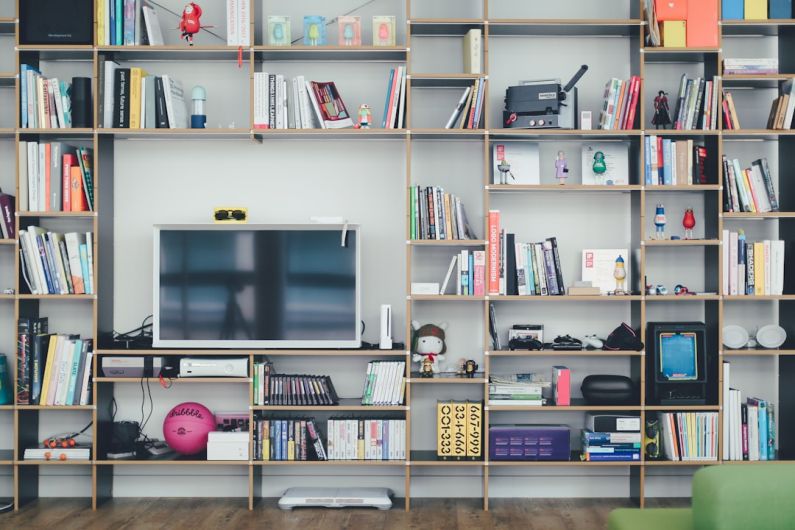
xmin=581 ymin=375 xmax=636 ymax=405
xmin=20 ymin=0 xmax=94 ymax=45
xmin=70 ymin=77 xmax=93 ymax=128
xmin=110 ymin=421 xmax=140 ymax=455
xmin=502 ymin=65 xmax=588 ymax=129
xmin=550 ymin=335 xmax=583 ymax=351
xmin=508 ymin=337 xmax=543 ymax=351
xmin=646 ymin=322 xmax=713 ymax=405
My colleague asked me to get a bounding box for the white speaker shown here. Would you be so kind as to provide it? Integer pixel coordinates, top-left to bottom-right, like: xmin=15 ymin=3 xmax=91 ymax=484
xmin=379 ymin=304 xmax=392 ymax=350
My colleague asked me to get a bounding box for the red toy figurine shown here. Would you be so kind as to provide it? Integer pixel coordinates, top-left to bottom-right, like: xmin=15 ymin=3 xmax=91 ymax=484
xmin=179 ymin=3 xmax=205 ymax=46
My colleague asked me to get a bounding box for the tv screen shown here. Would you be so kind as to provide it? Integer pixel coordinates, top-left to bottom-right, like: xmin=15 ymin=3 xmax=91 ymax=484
xmin=153 ymin=225 xmax=360 ymax=348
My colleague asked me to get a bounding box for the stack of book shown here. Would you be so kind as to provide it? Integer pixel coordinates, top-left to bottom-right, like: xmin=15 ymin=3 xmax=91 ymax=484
xmin=252 ymin=362 xmax=338 ymax=406
xmin=644 ymin=136 xmax=708 ymax=185
xmin=670 ymin=75 xmax=719 ymax=130
xmin=723 ymin=362 xmax=776 ymax=461
xmin=361 ymin=361 xmax=405 ymax=406
xmin=24 ymin=446 xmax=91 ymax=461
xmin=254 ymin=75 xmax=360 ymax=130
xmin=17 ymin=319 xmax=93 ymax=407
xmin=381 ymin=66 xmax=407 ymax=129
xmin=581 ymin=429 xmax=641 ymax=462
xmin=19 ymin=228 xmax=94 ymax=296
xmin=439 ymin=250 xmax=485 ymax=296
xmin=409 ymin=186 xmax=477 ymax=241
xmin=766 ymin=80 xmax=795 ymax=130
xmin=20 ymin=65 xmax=73 ymax=129
xmin=0 ymin=190 xmax=15 ymax=239
xmin=444 ymin=78 xmax=486 ymax=129
xmin=721 ymin=231 xmax=784 ymax=296
xmin=657 ymin=412 xmax=719 ymax=461
xmin=723 ymin=58 xmax=778 ymax=75
xmin=488 ymin=373 xmax=550 ymax=406
xmin=436 ymin=401 xmax=482 ymax=460
xmin=101 ymin=62 xmax=187 ymax=129
xmin=598 ymin=76 xmax=641 ymax=130
xmin=327 ymin=418 xmax=406 ymax=460
xmin=96 ymin=0 xmax=172 ymax=46
xmin=722 ymin=90 xmax=741 ymax=130
xmin=722 ymin=157 xmax=779 ymax=213
xmin=18 ymin=142 xmax=94 ymax=212
xmin=253 ymin=417 xmax=327 ymax=461
xmin=487 ymin=211 xmax=565 ymax=296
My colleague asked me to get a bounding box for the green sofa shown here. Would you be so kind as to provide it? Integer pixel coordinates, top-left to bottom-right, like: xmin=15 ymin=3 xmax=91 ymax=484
xmin=608 ymin=464 xmax=795 ymax=530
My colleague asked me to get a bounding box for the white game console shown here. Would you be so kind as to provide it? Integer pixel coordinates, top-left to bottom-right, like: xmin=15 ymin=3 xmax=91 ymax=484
xmin=179 ymin=357 xmax=248 ymax=378
xmin=101 ymin=356 xmax=164 ymax=378
xmin=207 ymin=431 xmax=249 ymax=461
xmin=278 ymin=487 xmax=393 ymax=510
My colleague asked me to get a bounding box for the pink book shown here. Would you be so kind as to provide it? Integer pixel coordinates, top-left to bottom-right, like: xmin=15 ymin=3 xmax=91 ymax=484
xmin=385 ymin=67 xmax=400 ymax=128
xmin=473 ymin=250 xmax=485 ymax=296
xmin=552 ymin=366 xmax=570 ymax=406
xmin=488 ymin=210 xmax=500 ymax=295
xmin=624 ymin=77 xmax=641 ymax=129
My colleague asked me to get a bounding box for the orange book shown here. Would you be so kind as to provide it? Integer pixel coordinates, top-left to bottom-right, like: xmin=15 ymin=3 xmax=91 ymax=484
xmin=614 ymin=81 xmax=628 ymax=130
xmin=70 ymin=166 xmax=86 ymax=212
xmin=687 ymin=0 xmax=718 ymax=47
xmin=488 ymin=210 xmax=500 ymax=295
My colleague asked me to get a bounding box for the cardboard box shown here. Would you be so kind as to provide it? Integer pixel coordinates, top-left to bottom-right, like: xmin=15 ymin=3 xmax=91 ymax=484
xmin=661 ymin=20 xmax=687 ymax=48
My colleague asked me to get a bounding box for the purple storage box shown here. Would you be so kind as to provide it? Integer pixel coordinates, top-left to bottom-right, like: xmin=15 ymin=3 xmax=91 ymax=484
xmin=489 ymin=424 xmax=570 ymax=461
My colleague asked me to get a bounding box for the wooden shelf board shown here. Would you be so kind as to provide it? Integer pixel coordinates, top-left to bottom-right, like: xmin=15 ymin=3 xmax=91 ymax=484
xmin=411 ymin=451 xmax=483 ymax=466
xmin=17 ymin=211 xmax=96 ymax=218
xmin=645 ymin=129 xmax=720 ymax=136
xmin=644 ymin=405 xmax=719 ymax=411
xmin=0 ymin=405 xmax=13 ymax=410
xmin=720 ymin=459 xmax=793 ymax=464
xmin=16 ymin=405 xmax=94 ymax=410
xmin=0 ymin=238 xmax=17 ymax=245
xmin=488 ymin=404 xmax=640 ymax=412
xmin=409 ymin=239 xmax=486 ymax=246
xmin=721 ymin=19 xmax=795 ymax=36
xmin=643 ymin=460 xmax=719 ymax=466
xmin=488 ymin=350 xmax=643 ymax=357
xmin=488 ymin=459 xmax=641 ymax=467
xmin=642 ymin=48 xmax=720 ymax=63
xmin=409 ymin=294 xmax=486 ymax=301
xmin=723 ymin=295 xmax=795 ymax=301
xmin=722 ymin=74 xmax=792 ymax=88
xmin=490 ymin=294 xmax=643 ymax=301
xmin=644 ymin=184 xmax=721 ymax=191
xmin=645 ymin=294 xmax=721 ymax=301
xmin=0 ymin=128 xmax=14 ymax=137
xmin=254 ymin=45 xmax=407 ymax=61
xmin=17 ymin=294 xmax=96 ymax=300
xmin=94 ymin=377 xmax=251 ymax=384
xmin=410 ymin=73 xmax=484 ymax=88
xmin=101 ymin=128 xmax=253 ymax=139
xmin=409 ymin=128 xmax=486 ymax=139
xmin=254 ymin=129 xmax=407 ymax=140
xmin=17 ymin=128 xmax=94 ymax=135
xmin=16 ymin=460 xmax=92 ymax=465
xmin=723 ymin=349 xmax=795 ymax=356
xmin=253 ymin=397 xmax=406 ymax=412
xmin=95 ymin=459 xmax=249 ymax=466
xmin=722 ymin=212 xmax=795 ymax=219
xmin=643 ymin=239 xmax=721 ymax=246
xmin=723 ymin=130 xmax=795 ymax=139
xmin=254 ymin=459 xmax=404 ymax=466
xmin=488 ymin=184 xmax=641 ymax=192
xmin=99 ymin=45 xmax=245 ymax=61
xmin=0 ymin=294 xmax=14 ymax=301
xmin=409 ymin=374 xmax=486 ymax=383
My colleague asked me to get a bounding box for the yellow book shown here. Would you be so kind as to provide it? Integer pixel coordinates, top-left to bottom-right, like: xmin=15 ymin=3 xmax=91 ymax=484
xmin=465 ymin=401 xmax=482 ymax=459
xmin=262 ymin=422 xmax=270 ymax=461
xmin=437 ymin=401 xmax=453 ymax=458
xmin=742 ymin=170 xmax=757 ymax=213
xmin=97 ymin=1 xmax=105 ymax=46
xmin=661 ymin=21 xmax=686 ymax=48
xmin=357 ymin=419 xmax=365 ymax=460
xmin=745 ymin=0 xmax=768 ymax=19
xmin=754 ymin=242 xmax=765 ymax=295
xmin=129 ymin=67 xmax=147 ymax=128
xmin=687 ymin=413 xmax=695 ymax=459
xmin=452 ymin=401 xmax=467 ymax=459
xmin=287 ymin=439 xmax=295 ymax=460
xmin=38 ymin=335 xmax=59 ymax=405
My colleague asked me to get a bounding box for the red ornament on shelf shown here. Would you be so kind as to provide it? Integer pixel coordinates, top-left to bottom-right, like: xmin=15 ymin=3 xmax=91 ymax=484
xmin=682 ymin=208 xmax=696 ymax=239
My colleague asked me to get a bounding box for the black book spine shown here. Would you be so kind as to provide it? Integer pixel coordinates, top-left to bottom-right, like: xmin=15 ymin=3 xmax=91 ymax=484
xmin=549 ymin=237 xmax=565 ymax=294
xmin=722 ymin=156 xmax=731 ymax=212
xmin=505 ymin=233 xmax=517 ymax=295
xmin=113 ymin=68 xmax=130 ymax=128
xmin=30 ymin=332 xmax=50 ymax=405
xmin=16 ymin=319 xmax=31 ymax=405
xmin=154 ymin=76 xmax=168 ymax=128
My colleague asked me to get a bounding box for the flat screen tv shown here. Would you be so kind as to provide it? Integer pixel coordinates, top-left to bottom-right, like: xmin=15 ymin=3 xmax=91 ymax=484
xmin=153 ymin=224 xmax=361 ymax=348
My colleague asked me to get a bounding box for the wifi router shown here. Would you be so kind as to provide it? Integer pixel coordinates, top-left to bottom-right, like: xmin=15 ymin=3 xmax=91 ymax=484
xmin=278 ymin=487 xmax=392 ymax=510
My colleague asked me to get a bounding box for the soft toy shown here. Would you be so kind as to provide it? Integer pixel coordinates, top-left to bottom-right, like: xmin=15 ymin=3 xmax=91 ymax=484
xmin=179 ymin=3 xmax=204 ymax=46
xmin=411 ymin=321 xmax=448 ymax=373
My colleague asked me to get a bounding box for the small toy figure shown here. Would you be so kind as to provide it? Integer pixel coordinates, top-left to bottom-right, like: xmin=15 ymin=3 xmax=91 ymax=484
xmin=411 ymin=321 xmax=448 ymax=374
xmin=497 ymin=159 xmax=515 ymax=184
xmin=191 ymin=86 xmax=206 ymax=129
xmin=613 ymin=255 xmax=627 ymax=295
xmin=354 ymin=104 xmax=372 ymax=129
xmin=464 ymin=360 xmax=478 ymax=378
xmin=682 ymin=208 xmax=696 ymax=239
xmin=308 ymin=23 xmax=320 ymax=45
xmin=674 ymin=284 xmax=690 ymax=295
xmin=655 ymin=285 xmax=668 ymax=295
xmin=555 ymin=151 xmax=569 ymax=185
xmin=268 ymin=16 xmax=291 ymax=46
xmin=654 ymin=204 xmax=667 ymax=240
xmin=179 ymin=3 xmax=208 ymax=46
xmin=420 ymin=357 xmax=434 ymax=377
xmin=343 ymin=24 xmax=354 ymax=45
xmin=273 ymin=22 xmax=285 ymax=43
xmin=304 ymin=16 xmax=327 ymax=46
xmin=592 ymin=151 xmax=607 ymax=176
xmin=652 ymin=91 xmax=671 ymax=129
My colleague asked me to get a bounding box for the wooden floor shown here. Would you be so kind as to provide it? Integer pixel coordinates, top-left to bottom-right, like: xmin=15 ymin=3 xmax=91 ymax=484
xmin=0 ymin=498 xmax=690 ymax=530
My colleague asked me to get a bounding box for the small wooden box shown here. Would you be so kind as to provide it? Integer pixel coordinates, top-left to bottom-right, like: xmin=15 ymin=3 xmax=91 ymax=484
xmin=662 ymin=21 xmax=687 ymax=48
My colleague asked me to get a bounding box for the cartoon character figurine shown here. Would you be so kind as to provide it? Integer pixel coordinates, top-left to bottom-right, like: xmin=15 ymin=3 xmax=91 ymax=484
xmin=652 ymin=90 xmax=671 ymax=129
xmin=411 ymin=321 xmax=447 ymax=374
xmin=682 ymin=208 xmax=696 ymax=239
xmin=308 ymin=23 xmax=321 ymax=46
xmin=497 ymin=159 xmax=515 ymax=184
xmin=378 ymin=22 xmax=390 ymax=44
xmin=354 ymin=104 xmax=372 ymax=129
xmin=555 ymin=151 xmax=569 ymax=185
xmin=272 ymin=22 xmax=285 ymax=44
xmin=179 ymin=3 xmax=206 ymax=46
xmin=343 ymin=23 xmax=355 ymax=46
xmin=613 ymin=255 xmax=627 ymax=295
xmin=592 ymin=151 xmax=607 ymax=177
xmin=464 ymin=360 xmax=478 ymax=378
xmin=654 ymin=204 xmax=667 ymax=240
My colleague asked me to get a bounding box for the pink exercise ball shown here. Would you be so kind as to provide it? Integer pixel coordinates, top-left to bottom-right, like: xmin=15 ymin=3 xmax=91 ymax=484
xmin=163 ymin=402 xmax=216 ymax=455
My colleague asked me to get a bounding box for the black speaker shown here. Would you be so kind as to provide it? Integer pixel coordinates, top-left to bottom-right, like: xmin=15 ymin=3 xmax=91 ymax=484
xmin=20 ymin=0 xmax=94 ymax=45
xmin=71 ymin=77 xmax=93 ymax=128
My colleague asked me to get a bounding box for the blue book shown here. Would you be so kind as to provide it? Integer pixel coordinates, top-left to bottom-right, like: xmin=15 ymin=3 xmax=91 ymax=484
xmin=115 ymin=0 xmax=123 ymax=45
xmin=758 ymin=400 xmax=768 ymax=460
xmin=644 ymin=136 xmax=652 ymax=185
xmin=274 ymin=420 xmax=281 ymax=460
xmin=525 ymin=245 xmax=535 ymax=295
xmin=281 ymin=420 xmax=288 ymax=460
xmin=123 ymin=0 xmax=136 ymax=45
xmin=382 ymin=420 xmax=388 ymax=460
xmin=20 ymin=64 xmax=28 ymax=128
xmin=468 ymin=253 xmax=474 ymax=296
xmin=65 ymin=339 xmax=83 ymax=405
xmin=722 ymin=0 xmax=744 ymax=19
xmin=381 ymin=69 xmax=395 ymax=128
xmin=770 ymin=0 xmax=792 ymax=18
xmin=663 ymin=139 xmax=673 ymax=185
xmin=586 ymin=452 xmax=640 ymax=461
xmin=35 ymin=234 xmax=55 ymax=294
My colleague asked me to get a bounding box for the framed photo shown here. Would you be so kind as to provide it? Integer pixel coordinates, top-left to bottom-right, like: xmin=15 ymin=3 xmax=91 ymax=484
xmin=303 ymin=16 xmax=327 ymax=46
xmin=268 ymin=16 xmax=291 ymax=46
xmin=338 ymin=16 xmax=361 ymax=46
xmin=373 ymin=16 xmax=396 ymax=46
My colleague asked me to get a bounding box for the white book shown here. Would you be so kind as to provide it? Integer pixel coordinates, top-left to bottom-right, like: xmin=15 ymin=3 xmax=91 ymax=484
xmin=397 ymin=68 xmax=407 ymax=129
xmin=515 ymin=243 xmax=526 ymax=295
xmin=275 ymin=74 xmax=284 ymax=129
xmin=238 ymin=0 xmax=251 ymax=46
xmin=37 ymin=144 xmax=46 ymax=210
xmin=291 ymin=77 xmax=302 ymax=129
xmin=374 ymin=362 xmax=386 ymax=405
xmin=729 ymin=231 xmax=738 ymax=295
xmin=393 ymin=362 xmax=405 ymax=405
xmin=389 ymin=66 xmax=403 ymax=129
xmin=19 ymin=232 xmax=40 ymax=294
xmin=296 ymin=76 xmax=313 ymax=129
xmin=142 ymin=5 xmax=164 ymax=46
xmin=439 ymin=254 xmax=458 ymax=295
xmin=722 ymin=362 xmax=730 ymax=460
xmin=26 ymin=142 xmax=37 ymax=211
xmin=18 ymin=141 xmax=28 ymax=211
xmin=764 ymin=240 xmax=771 ymax=295
xmin=226 ymin=0 xmax=239 ymax=46
xmin=385 ymin=361 xmax=398 ymax=405
xmin=134 ymin=0 xmax=143 ymax=45
xmin=748 ymin=402 xmax=759 ymax=461
xmin=282 ymin=78 xmax=288 ymax=129
xmin=86 ymin=231 xmax=94 ymax=294
xmin=783 ymin=80 xmax=795 ymax=131
xmin=140 ymin=75 xmax=147 ymax=128
xmin=253 ymin=73 xmax=264 ymax=128
xmin=78 ymin=348 xmax=91 ymax=404
xmin=463 ymin=29 xmax=482 ymax=74
xmin=534 ymin=242 xmax=547 ymax=295
xmin=47 ymin=232 xmax=67 ymax=294
xmin=51 ymin=79 xmax=65 ymax=128
xmin=722 ymin=229 xmax=730 ymax=295
xmin=304 ymin=80 xmax=326 ymax=129
xmin=162 ymin=75 xmax=187 ymax=129
xmin=749 ymin=165 xmax=772 ymax=212
xmin=734 ymin=390 xmax=743 ymax=461
xmin=773 ymin=239 xmax=785 ymax=295
xmin=27 ymin=226 xmax=50 ymax=294
xmin=54 ymin=340 xmax=75 ymax=406
xmin=102 ymin=61 xmax=119 ymax=128
xmin=445 ymin=87 xmax=471 ymax=129
xmin=65 ymin=232 xmax=86 ymax=294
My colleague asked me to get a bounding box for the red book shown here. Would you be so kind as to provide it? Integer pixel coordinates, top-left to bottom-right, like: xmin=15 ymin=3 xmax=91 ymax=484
xmin=722 ymin=100 xmax=733 ymax=130
xmin=624 ymin=76 xmax=641 ymax=130
xmin=385 ymin=70 xmax=399 ymax=128
xmin=686 ymin=0 xmax=718 ymax=48
xmin=488 ymin=210 xmax=500 ymax=295
xmin=656 ymin=136 xmax=664 ymax=182
xmin=62 ymin=153 xmax=77 ymax=212
xmin=552 ymin=366 xmax=570 ymax=406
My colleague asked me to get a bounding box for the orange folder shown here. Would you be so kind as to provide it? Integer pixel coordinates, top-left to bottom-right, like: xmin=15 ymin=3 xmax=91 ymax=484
xmin=655 ymin=0 xmax=688 ymax=21
xmin=686 ymin=0 xmax=718 ymax=47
